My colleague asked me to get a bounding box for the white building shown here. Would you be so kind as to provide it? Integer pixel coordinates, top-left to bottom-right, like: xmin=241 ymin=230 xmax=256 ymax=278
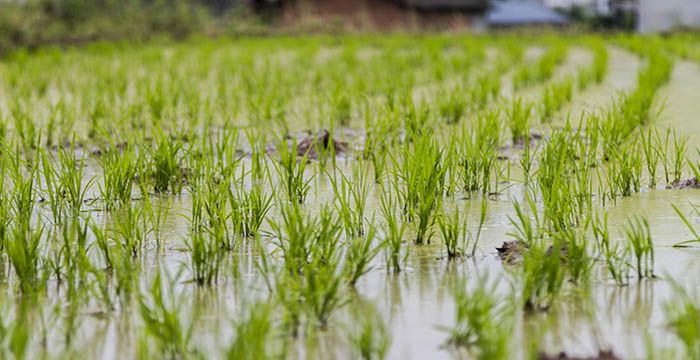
xmin=638 ymin=0 xmax=700 ymax=33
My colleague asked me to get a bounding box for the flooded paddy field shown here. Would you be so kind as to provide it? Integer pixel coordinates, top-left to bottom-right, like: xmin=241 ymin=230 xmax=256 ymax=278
xmin=1 ymin=34 xmax=700 ymax=359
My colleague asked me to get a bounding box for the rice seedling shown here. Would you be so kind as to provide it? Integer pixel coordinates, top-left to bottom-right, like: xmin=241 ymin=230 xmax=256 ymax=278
xmin=273 ymin=137 xmax=313 ymax=205
xmin=112 ymin=201 xmax=151 ymax=258
xmin=97 ymin=142 xmax=141 ymax=210
xmin=592 ymin=212 xmax=630 ymax=285
xmin=437 ymin=87 xmax=468 ymax=125
xmin=343 ymin=224 xmax=382 ymax=287
xmin=539 ymin=76 xmax=573 ymax=122
xmin=519 ymin=237 xmax=565 ymax=311
xmin=624 ymin=216 xmax=654 ymax=280
xmin=0 ymin=32 xmax=697 ymax=359
xmin=664 ymin=283 xmax=700 ymax=359
xmin=458 ymin=112 xmax=500 ymax=194
xmin=671 ymin=203 xmax=700 ymax=247
xmin=513 ymin=44 xmax=567 ymax=90
xmin=139 ymin=270 xmax=194 ymax=359
xmin=437 ymin=205 xmax=469 ymax=259
xmin=505 ymin=98 xmax=532 ymax=145
xmin=446 ymin=275 xmax=511 ymax=359
xmin=347 ymin=301 xmax=391 ymax=360
xmin=639 ymin=128 xmax=661 ymax=188
xmin=7 ymin=220 xmax=46 ymax=294
xmin=226 ymin=301 xmax=285 ymax=359
xmin=394 ymin=134 xmax=446 ymax=244
xmin=238 ymin=183 xmax=274 ymax=238
xmin=148 ymin=129 xmax=186 ymax=195
xmin=328 ymin=163 xmax=371 ymax=238
xmin=380 ymin=185 xmax=407 ymax=273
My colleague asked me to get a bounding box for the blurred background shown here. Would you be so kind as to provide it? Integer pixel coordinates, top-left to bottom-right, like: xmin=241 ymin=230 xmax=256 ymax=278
xmin=1 ymin=0 xmax=698 ymax=56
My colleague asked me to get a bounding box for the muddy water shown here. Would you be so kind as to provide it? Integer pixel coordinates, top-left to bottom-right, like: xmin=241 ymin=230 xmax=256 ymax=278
xmin=19 ymin=47 xmax=700 ymax=360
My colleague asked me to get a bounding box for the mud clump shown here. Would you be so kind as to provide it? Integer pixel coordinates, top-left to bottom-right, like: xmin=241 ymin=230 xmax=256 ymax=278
xmin=673 ymin=177 xmax=700 ymax=189
xmin=496 ymin=241 xmax=569 ymax=264
xmin=539 ymin=349 xmax=621 ymax=360
xmin=496 ymin=240 xmax=528 ymax=264
xmin=297 ymin=129 xmax=348 ymax=159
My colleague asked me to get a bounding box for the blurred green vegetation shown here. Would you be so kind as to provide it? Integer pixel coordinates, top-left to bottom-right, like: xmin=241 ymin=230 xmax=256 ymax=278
xmin=0 ymin=0 xmax=266 ymax=56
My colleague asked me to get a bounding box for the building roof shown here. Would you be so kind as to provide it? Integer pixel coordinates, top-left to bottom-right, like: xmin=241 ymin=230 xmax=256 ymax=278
xmin=487 ymin=0 xmax=568 ymax=26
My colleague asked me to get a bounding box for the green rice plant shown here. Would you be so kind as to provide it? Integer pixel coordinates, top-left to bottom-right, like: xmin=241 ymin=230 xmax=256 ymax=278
xmin=187 ymin=230 xmax=222 ymax=286
xmin=671 ymin=204 xmax=700 ymax=247
xmin=347 ymin=301 xmax=391 ymax=360
xmin=437 ymin=205 xmax=469 ymax=259
xmin=540 ymin=76 xmax=573 ymax=122
xmin=11 ymin=106 xmax=38 ymax=154
xmin=7 ymin=220 xmax=45 ymax=294
xmin=40 ymin=148 xmax=63 ymax=223
xmin=226 ymin=301 xmax=284 ymax=359
xmin=536 ymin=127 xmax=588 ymax=230
xmin=328 ymin=163 xmax=371 ymax=238
xmin=395 ymin=135 xmax=446 ymax=244
xmin=592 ymin=212 xmax=630 ymax=285
xmin=671 ymin=131 xmax=688 ymax=185
xmin=447 ymin=275 xmax=511 ymax=359
xmin=507 ymin=195 xmax=541 ymax=246
xmin=331 ymin=90 xmax=353 ymax=127
xmin=520 ymin=237 xmax=565 ymax=311
xmin=554 ymin=228 xmax=593 ymax=285
xmin=40 ymin=142 xmax=95 ymax=218
xmin=380 ymin=186 xmax=407 ymax=273
xmin=458 ymin=112 xmax=500 ymax=194
xmin=639 ymin=129 xmax=661 ymax=187
xmin=591 ymin=42 xmax=609 ymax=84
xmin=142 ymin=192 xmax=171 ymax=249
xmin=624 ymin=216 xmax=654 ymax=280
xmin=245 ymin=129 xmax=269 ymax=184
xmin=273 ymin=137 xmax=312 ymax=205
xmin=364 ymin=109 xmax=399 ymax=185
xmin=269 ymin=202 xmax=342 ymax=277
xmin=139 ymin=270 xmax=194 ymax=359
xmin=605 ymin=140 xmax=643 ymax=197
xmin=576 ymin=65 xmax=594 ymax=91
xmin=57 ymin=143 xmax=95 ymax=214
xmin=148 ymin=129 xmax=185 ymax=194
xmin=301 ymin=253 xmax=348 ymax=328
xmin=512 ymin=44 xmax=567 ymax=90
xmin=343 ymin=224 xmax=382 ymax=287
xmin=664 ymin=283 xmax=700 ymax=359
xmin=437 ymin=87 xmax=468 ymax=125
xmin=505 ymin=98 xmax=532 ymax=145
xmin=112 ymin=201 xmax=150 ymax=258
xmin=469 ymin=72 xmax=500 ymax=111
xmin=238 ymin=183 xmax=273 ymax=238
xmin=97 ymin=142 xmax=141 ymax=210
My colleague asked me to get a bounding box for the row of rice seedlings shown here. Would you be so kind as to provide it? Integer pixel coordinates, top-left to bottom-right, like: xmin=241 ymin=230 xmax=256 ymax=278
xmin=512 ymin=43 xmax=568 ymax=90
xmin=576 ymin=40 xmax=609 ymax=90
xmin=539 ymin=76 xmax=574 ymax=122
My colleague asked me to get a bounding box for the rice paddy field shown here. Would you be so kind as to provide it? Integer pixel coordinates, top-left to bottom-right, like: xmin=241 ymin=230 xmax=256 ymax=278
xmin=2 ymin=33 xmax=700 ymax=359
